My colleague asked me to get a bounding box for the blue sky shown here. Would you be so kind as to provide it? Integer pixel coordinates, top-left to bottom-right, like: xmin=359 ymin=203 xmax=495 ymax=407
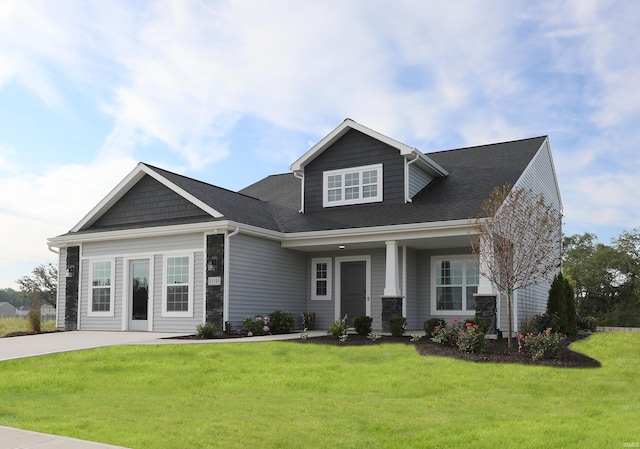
xmin=1 ymin=0 xmax=639 ymax=289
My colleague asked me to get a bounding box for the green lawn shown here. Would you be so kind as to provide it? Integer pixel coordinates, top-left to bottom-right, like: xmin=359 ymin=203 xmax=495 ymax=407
xmin=0 ymin=333 xmax=638 ymax=449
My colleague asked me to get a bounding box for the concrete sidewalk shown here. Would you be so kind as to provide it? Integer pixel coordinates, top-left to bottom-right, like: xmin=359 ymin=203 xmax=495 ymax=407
xmin=0 ymin=426 xmax=131 ymax=449
xmin=0 ymin=329 xmax=326 ymax=448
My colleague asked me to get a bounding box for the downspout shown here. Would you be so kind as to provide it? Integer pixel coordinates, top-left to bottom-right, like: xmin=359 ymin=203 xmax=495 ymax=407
xmin=405 ymin=153 xmax=420 ymax=203
xmin=223 ymin=226 xmax=240 ymax=325
xmin=293 ymin=170 xmax=304 ymax=213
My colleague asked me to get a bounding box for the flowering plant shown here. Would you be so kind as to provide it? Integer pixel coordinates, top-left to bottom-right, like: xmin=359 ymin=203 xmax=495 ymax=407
xmin=431 ymin=318 xmax=488 ymax=353
xmin=522 ymin=328 xmax=565 ymax=360
xmin=456 ymin=323 xmax=488 ymax=353
xmin=242 ymin=315 xmax=271 ymax=336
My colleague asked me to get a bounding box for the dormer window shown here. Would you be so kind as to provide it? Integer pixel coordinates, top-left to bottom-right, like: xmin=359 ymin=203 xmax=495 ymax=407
xmin=323 ymin=164 xmax=383 ymax=207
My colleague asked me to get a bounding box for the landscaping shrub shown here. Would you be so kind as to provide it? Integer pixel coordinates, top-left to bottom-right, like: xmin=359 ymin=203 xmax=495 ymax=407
xmin=431 ymin=321 xmax=461 ymax=347
xmin=431 ymin=319 xmax=488 ymax=353
xmin=353 ymin=316 xmax=373 ymax=336
xmin=457 ymin=322 xmax=488 ymax=353
xmin=577 ymin=315 xmax=598 ymax=332
xmin=195 ymin=322 xmax=218 ymax=339
xmin=242 ymin=315 xmax=271 ymax=336
xmin=389 ymin=316 xmax=407 ymax=337
xmin=268 ymin=310 xmax=295 ymax=334
xmin=523 ymin=312 xmax=560 ymax=334
xmin=423 ymin=318 xmax=446 ymax=335
xmin=522 ymin=328 xmax=566 ymax=360
xmin=547 ymin=273 xmax=577 ymax=334
xmin=463 ymin=317 xmax=488 ymax=334
xmin=27 ymin=309 xmax=41 ymax=333
xmin=328 ymin=315 xmax=348 ymax=340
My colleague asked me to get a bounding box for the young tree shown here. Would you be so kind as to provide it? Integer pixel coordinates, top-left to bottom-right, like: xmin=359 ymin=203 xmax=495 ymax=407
xmin=16 ymin=263 xmax=58 ymax=308
xmin=471 ymin=184 xmax=562 ymax=349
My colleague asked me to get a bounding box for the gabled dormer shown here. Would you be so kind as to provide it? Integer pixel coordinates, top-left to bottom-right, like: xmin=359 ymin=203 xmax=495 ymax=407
xmin=289 ymin=119 xmax=448 ymax=213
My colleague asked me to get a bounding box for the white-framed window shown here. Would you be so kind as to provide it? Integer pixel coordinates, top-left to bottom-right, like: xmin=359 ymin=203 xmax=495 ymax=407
xmin=89 ymin=259 xmax=115 ymax=317
xmin=323 ymin=164 xmax=383 ymax=207
xmin=162 ymin=254 xmax=193 ymax=317
xmin=311 ymin=258 xmax=332 ymax=300
xmin=431 ymin=256 xmax=479 ymax=315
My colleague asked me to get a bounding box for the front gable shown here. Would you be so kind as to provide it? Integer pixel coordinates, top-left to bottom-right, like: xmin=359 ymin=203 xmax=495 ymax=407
xmin=85 ymin=174 xmax=211 ymax=230
xmin=72 ymin=163 xmax=224 ymax=233
xmin=290 ymin=119 xmax=447 ymax=214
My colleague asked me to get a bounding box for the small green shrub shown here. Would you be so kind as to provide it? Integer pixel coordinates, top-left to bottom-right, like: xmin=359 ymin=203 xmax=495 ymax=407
xmin=353 ymin=316 xmax=373 ymax=336
xmin=522 ymin=328 xmax=565 ymax=360
xmin=423 ymin=318 xmax=446 ymax=335
xmin=389 ymin=316 xmax=407 ymax=337
xmin=577 ymin=315 xmax=598 ymax=332
xmin=27 ymin=309 xmax=41 ymax=333
xmin=328 ymin=315 xmax=348 ymax=340
xmin=523 ymin=313 xmax=560 ymax=334
xmin=269 ymin=310 xmax=295 ymax=334
xmin=242 ymin=315 xmax=271 ymax=336
xmin=457 ymin=323 xmax=488 ymax=353
xmin=196 ymin=322 xmax=218 ymax=339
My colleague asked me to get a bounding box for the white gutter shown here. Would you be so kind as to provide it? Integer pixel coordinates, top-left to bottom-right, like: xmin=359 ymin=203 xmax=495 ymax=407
xmin=405 ymin=152 xmax=420 ymax=203
xmin=293 ymin=170 xmax=305 ymax=213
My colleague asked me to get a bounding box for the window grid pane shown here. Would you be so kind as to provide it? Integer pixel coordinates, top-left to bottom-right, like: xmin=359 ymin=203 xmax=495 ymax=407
xmin=167 ymin=285 xmax=189 ymax=311
xmin=345 ymin=187 xmax=359 ymax=200
xmin=435 ymin=258 xmax=479 ymax=311
xmin=92 ymin=287 xmax=111 ymax=312
xmin=344 ymin=172 xmax=359 ymax=187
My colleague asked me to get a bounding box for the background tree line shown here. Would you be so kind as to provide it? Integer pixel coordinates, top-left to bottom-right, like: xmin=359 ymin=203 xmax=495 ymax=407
xmin=563 ymin=228 xmax=640 ymax=327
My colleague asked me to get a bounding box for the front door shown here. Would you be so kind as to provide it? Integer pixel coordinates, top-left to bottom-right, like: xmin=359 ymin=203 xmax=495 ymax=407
xmin=129 ymin=260 xmax=149 ymax=331
xmin=341 ymin=261 xmax=366 ymax=324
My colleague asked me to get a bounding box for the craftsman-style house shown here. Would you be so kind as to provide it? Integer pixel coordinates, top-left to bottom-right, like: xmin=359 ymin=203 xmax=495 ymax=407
xmin=48 ymin=119 xmax=562 ymax=334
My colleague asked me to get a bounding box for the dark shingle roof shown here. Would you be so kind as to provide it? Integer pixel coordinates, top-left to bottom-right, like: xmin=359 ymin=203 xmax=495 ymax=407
xmin=71 ymin=135 xmax=546 ymax=236
xmin=237 ymin=136 xmax=547 ymax=232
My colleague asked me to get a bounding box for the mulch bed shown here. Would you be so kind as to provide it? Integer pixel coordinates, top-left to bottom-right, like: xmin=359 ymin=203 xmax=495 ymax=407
xmin=293 ymin=333 xmax=601 ymax=368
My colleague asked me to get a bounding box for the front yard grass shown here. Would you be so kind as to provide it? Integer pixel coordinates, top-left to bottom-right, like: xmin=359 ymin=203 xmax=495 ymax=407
xmin=0 ymin=332 xmax=638 ymax=449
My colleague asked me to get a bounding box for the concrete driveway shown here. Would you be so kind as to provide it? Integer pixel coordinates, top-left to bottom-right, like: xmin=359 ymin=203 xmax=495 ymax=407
xmin=0 ymin=331 xmax=185 ymax=361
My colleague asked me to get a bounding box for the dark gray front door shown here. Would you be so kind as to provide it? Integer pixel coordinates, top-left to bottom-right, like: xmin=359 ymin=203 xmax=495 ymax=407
xmin=341 ymin=261 xmax=366 ymax=323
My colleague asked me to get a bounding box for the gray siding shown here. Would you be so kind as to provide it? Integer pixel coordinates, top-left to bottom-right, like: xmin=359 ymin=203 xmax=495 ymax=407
xmin=304 ymin=253 xmax=335 ymax=329
xmin=227 ymin=233 xmax=307 ymax=328
xmin=79 ymin=257 xmax=123 ymax=331
xmin=370 ymin=249 xmax=386 ymax=331
xmin=408 ymin=164 xmax=433 ymax=199
xmin=303 ymin=129 xmax=406 ymax=213
xmin=86 ymin=175 xmax=209 ymax=230
xmin=416 ymin=248 xmax=475 ymax=325
xmin=404 ymin=247 xmax=419 ymax=330
xmin=152 ymin=251 xmax=205 ymax=333
xmin=78 ymin=233 xmax=206 ymax=332
xmin=510 ymin=139 xmax=561 ymax=329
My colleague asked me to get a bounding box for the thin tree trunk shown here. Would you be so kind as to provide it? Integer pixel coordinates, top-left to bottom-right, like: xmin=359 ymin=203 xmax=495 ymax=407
xmin=506 ymin=291 xmax=513 ymax=350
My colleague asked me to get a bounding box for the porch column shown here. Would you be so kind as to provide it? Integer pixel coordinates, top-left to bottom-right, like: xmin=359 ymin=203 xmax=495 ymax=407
xmin=384 ymin=240 xmax=401 ymax=297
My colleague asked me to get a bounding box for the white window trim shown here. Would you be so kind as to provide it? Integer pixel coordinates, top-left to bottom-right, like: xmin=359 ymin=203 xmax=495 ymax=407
xmin=88 ymin=258 xmax=115 ymax=317
xmin=162 ymin=253 xmax=194 ymax=318
xmin=323 ymin=163 xmax=383 ymax=207
xmin=430 ymin=255 xmax=479 ymax=316
xmin=311 ymin=257 xmax=332 ymax=301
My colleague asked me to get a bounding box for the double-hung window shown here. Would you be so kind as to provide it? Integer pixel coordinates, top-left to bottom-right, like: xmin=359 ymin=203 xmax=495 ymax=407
xmin=89 ymin=260 xmax=114 ymax=316
xmin=431 ymin=256 xmax=479 ymax=314
xmin=311 ymin=258 xmax=332 ymax=300
xmin=323 ymin=164 xmax=382 ymax=207
xmin=163 ymin=255 xmax=193 ymax=317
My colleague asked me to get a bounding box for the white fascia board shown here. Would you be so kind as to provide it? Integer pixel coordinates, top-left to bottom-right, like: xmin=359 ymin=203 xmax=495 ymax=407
xmin=411 ymin=152 xmax=449 ymax=177
xmin=49 ymin=221 xmax=236 ymax=247
xmin=289 ymin=119 xmax=419 ymax=171
xmin=70 ymin=164 xmax=223 ymax=232
xmin=141 ymin=165 xmax=224 ymax=219
xmin=281 ymin=219 xmax=476 ymax=248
